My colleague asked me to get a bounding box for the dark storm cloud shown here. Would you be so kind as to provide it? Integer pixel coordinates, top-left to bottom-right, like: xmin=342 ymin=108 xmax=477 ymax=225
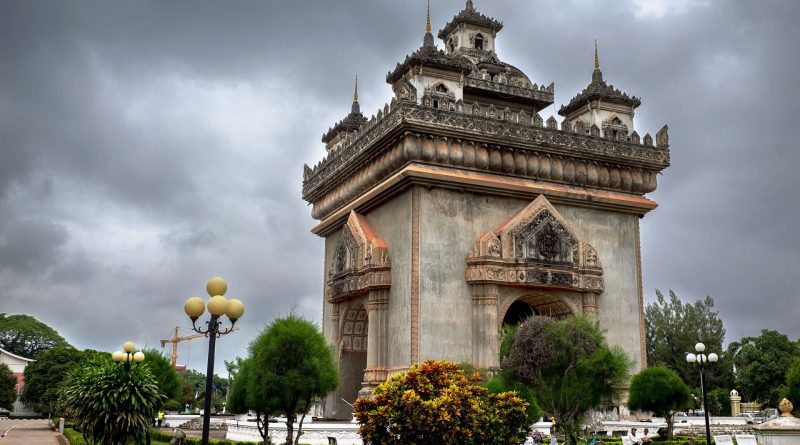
xmin=0 ymin=0 xmax=797 ymax=370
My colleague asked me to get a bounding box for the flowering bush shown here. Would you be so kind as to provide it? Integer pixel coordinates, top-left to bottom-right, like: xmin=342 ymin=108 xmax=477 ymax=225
xmin=353 ymin=360 xmax=530 ymax=444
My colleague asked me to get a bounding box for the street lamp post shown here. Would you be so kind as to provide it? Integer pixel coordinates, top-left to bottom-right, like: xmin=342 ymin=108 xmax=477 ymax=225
xmin=111 ymin=342 xmax=146 ymax=445
xmin=686 ymin=342 xmax=719 ymax=445
xmin=183 ymin=277 xmax=244 ymax=445
xmin=112 ymin=341 xmax=145 ymax=372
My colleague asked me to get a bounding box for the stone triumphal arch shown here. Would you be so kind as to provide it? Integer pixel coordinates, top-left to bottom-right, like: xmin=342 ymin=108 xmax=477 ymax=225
xmin=303 ymin=1 xmax=670 ymax=418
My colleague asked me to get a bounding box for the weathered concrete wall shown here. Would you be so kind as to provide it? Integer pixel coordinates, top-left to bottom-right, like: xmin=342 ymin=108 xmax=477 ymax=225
xmin=556 ymin=205 xmax=643 ymax=370
xmin=363 ymin=189 xmax=412 ymax=368
xmin=418 ymin=187 xmax=527 ymax=362
xmin=416 ymin=187 xmax=644 ymax=370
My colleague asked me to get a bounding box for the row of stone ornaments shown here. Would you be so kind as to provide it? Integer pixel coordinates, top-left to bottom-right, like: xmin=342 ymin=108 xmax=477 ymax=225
xmin=304 ymin=97 xmax=668 ymax=188
xmin=310 ymin=132 xmax=665 ymax=219
xmin=304 ymin=104 xmax=670 ymax=219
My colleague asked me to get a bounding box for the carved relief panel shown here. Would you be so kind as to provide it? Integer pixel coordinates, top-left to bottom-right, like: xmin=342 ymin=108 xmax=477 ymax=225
xmin=466 ymin=195 xmax=604 ymax=293
xmin=327 ymin=211 xmax=391 ymax=303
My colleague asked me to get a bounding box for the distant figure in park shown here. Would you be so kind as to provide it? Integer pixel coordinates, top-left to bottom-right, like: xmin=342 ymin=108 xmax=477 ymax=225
xmin=642 ymin=428 xmax=652 ymax=444
xmin=533 ymin=430 xmax=544 ymax=444
xmin=630 ymin=428 xmax=641 ymax=445
xmin=550 ymin=423 xmax=558 ymax=445
xmin=157 ymin=410 xmax=165 ymax=428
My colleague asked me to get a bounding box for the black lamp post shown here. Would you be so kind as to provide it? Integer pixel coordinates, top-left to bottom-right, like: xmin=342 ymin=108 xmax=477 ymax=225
xmin=183 ymin=277 xmax=244 ymax=445
xmin=686 ymin=342 xmax=719 ymax=445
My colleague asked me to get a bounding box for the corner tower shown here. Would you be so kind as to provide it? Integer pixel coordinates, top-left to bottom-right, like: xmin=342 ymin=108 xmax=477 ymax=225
xmin=303 ymin=1 xmax=670 ymax=419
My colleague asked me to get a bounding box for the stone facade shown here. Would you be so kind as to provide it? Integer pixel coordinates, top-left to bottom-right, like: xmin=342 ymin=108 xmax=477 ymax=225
xmin=303 ymin=1 xmax=670 ymax=419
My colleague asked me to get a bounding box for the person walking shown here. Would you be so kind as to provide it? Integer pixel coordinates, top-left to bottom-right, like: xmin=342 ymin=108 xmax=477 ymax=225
xmin=157 ymin=410 xmax=165 ymax=428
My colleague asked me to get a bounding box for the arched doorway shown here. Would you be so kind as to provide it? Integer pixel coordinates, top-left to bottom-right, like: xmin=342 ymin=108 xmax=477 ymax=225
xmin=502 ymin=300 xmax=538 ymax=326
xmin=338 ymin=301 xmax=368 ymax=413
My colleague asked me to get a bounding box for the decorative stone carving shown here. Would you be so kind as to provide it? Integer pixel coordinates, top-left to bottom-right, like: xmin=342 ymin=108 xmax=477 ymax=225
xmin=533 ymin=113 xmax=543 ymax=127
xmin=656 ymin=125 xmax=669 ymax=147
xmin=303 ymin=103 xmax=670 ymax=219
xmin=546 ymin=116 xmax=557 ymax=129
xmin=392 ymin=76 xmax=417 ymax=102
xmin=643 ymin=133 xmax=653 ymax=146
xmin=602 ymin=115 xmax=629 ymax=140
xmin=518 ymin=110 xmax=529 ymax=125
xmin=327 ymin=211 xmax=391 ymax=303
xmin=466 ymin=195 xmax=604 ymax=293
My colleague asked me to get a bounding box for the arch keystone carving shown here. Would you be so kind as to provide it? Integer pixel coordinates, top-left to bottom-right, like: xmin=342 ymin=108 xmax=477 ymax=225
xmin=466 ymin=195 xmax=604 ymax=293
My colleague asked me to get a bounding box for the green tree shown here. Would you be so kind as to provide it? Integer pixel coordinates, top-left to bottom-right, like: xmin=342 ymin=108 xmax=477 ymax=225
xmin=229 ymin=358 xmax=277 ymax=444
xmin=785 ymin=358 xmax=800 ymax=414
xmin=706 ymin=388 xmax=732 ymax=417
xmin=354 ymin=360 xmax=531 ymax=445
xmin=0 ymin=313 xmax=69 ymax=359
xmin=501 ymin=315 xmax=630 ymax=445
xmin=0 ymin=363 xmax=16 ymax=411
xmin=645 ymin=290 xmax=734 ymax=390
xmin=731 ymin=329 xmax=799 ymax=406
xmin=177 ymin=368 xmax=227 ymax=410
xmin=20 ymin=347 xmax=103 ymax=414
xmin=627 ymin=367 xmax=691 ymax=439
xmin=58 ymin=356 xmax=166 ymax=444
xmin=141 ymin=348 xmax=181 ymax=401
xmin=249 ymin=314 xmax=338 ymax=445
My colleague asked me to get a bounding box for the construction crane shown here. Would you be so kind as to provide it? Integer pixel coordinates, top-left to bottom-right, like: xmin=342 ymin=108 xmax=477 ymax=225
xmin=160 ymin=326 xmax=238 ymax=368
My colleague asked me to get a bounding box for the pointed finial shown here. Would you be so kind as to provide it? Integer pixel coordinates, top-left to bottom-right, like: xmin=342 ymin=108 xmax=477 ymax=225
xmin=426 ymin=0 xmax=431 ymax=33
xmin=422 ymin=0 xmax=434 ymax=47
xmin=351 ymin=75 xmax=361 ymax=114
xmin=594 ymin=39 xmax=599 ymax=70
xmin=592 ymin=40 xmax=603 ymax=83
xmin=466 ymin=0 xmax=474 ymax=11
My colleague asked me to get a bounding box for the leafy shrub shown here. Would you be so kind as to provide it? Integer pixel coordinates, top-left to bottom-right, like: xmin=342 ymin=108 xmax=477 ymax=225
xmin=353 ymin=360 xmax=530 ymax=444
xmin=58 ymin=357 xmax=166 ymax=444
xmin=163 ymin=399 xmax=182 ymax=412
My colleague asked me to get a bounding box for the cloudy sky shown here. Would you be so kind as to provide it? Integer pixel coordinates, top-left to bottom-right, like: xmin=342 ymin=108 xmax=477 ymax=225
xmin=1 ymin=0 xmax=798 ymax=371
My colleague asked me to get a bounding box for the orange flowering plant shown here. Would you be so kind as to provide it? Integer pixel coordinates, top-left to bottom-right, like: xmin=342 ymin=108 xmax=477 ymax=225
xmin=353 ymin=360 xmax=530 ymax=444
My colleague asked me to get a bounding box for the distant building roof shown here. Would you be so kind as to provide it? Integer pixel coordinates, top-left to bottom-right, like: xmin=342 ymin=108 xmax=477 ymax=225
xmin=0 ymin=348 xmax=35 ymax=363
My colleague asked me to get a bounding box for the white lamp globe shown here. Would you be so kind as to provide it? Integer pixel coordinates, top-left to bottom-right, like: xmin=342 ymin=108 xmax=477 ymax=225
xmin=708 ymin=353 xmax=719 ymax=363
xmin=695 ymin=342 xmax=706 ymax=353
xmin=112 ymin=351 xmax=124 ymax=362
xmin=133 ymin=351 xmax=145 ymax=363
xmin=686 ymin=353 xmax=697 ymax=363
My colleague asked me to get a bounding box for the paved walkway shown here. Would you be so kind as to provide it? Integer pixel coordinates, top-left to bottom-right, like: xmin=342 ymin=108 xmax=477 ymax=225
xmin=0 ymin=419 xmax=60 ymax=445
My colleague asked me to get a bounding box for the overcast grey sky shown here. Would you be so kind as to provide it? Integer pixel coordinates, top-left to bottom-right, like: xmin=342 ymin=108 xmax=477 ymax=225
xmin=1 ymin=0 xmax=798 ymax=371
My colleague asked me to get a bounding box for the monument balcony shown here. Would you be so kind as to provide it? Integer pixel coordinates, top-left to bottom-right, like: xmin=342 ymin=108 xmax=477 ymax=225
xmin=463 ymin=74 xmax=555 ymax=110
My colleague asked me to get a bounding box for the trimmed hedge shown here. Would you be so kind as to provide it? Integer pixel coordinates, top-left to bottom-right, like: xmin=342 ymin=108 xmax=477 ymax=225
xmin=62 ymin=428 xmax=88 ymax=445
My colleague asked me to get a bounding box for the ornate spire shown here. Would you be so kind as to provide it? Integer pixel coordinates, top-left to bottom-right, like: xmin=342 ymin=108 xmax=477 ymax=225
xmin=594 ymin=39 xmax=599 ymax=70
xmin=466 ymin=0 xmax=474 ymax=11
xmin=592 ymin=40 xmax=603 ymax=83
xmin=426 ymin=0 xmax=431 ymax=33
xmin=423 ymin=0 xmax=434 ymax=47
xmin=351 ymin=75 xmax=361 ymax=114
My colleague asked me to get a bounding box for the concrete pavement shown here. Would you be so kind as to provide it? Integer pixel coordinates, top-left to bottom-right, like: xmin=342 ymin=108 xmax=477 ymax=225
xmin=0 ymin=419 xmax=60 ymax=445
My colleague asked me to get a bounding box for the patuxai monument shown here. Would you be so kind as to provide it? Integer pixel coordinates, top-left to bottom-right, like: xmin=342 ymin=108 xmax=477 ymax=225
xmin=302 ymin=0 xmax=671 ymax=419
